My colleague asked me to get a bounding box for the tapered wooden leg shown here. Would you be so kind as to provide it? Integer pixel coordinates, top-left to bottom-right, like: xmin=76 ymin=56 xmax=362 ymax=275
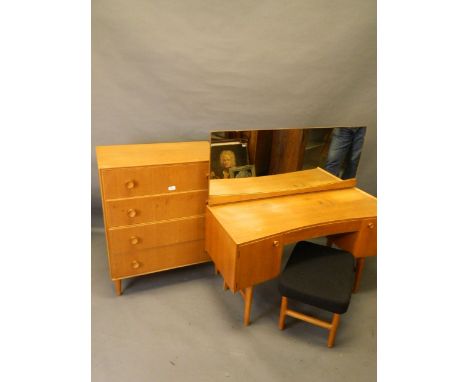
xmin=214 ymin=265 xmax=219 ymax=275
xmin=327 ymin=314 xmax=340 ymax=348
xmin=114 ymin=280 xmax=122 ymax=296
xmin=223 ymin=280 xmax=228 ymax=290
xmin=278 ymin=296 xmax=288 ymax=330
xmin=353 ymin=258 xmax=366 ymax=293
xmin=243 ymin=287 xmax=254 ymax=326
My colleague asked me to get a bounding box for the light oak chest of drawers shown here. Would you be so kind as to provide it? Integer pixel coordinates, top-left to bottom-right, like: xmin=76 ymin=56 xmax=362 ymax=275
xmin=96 ymin=141 xmax=211 ymax=295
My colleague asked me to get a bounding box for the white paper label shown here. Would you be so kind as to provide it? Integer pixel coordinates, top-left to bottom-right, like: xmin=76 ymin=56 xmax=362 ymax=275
xmin=168 ymin=185 xmax=176 ymax=191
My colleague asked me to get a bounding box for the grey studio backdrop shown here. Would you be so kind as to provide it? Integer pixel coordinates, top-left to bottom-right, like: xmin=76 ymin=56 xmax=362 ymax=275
xmin=91 ymin=0 xmax=376 ymax=226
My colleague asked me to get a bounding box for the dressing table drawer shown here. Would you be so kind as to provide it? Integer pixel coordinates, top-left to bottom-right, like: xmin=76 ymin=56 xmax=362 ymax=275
xmin=100 ymin=162 xmax=208 ymax=199
xmin=109 ymin=240 xmax=209 ymax=279
xmin=105 ymin=190 xmax=208 ymax=228
xmin=235 ymin=235 xmax=284 ymax=290
xmin=327 ymin=218 xmax=377 ymax=258
xmin=107 ymin=215 xmax=205 ymax=254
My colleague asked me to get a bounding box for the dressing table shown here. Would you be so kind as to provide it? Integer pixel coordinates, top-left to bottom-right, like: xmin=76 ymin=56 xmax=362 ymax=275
xmin=205 ymin=129 xmax=377 ymax=326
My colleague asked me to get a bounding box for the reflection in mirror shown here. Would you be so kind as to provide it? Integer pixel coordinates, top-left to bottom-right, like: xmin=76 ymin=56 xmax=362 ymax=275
xmin=210 ymin=127 xmax=366 ymax=180
xmin=209 ymin=139 xmax=250 ymax=179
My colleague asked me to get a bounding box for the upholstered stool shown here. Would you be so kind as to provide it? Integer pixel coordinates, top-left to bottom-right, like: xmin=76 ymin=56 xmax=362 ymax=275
xmin=278 ymin=241 xmax=355 ymax=347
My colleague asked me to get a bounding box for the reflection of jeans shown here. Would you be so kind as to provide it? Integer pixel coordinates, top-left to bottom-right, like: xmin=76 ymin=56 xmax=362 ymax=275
xmin=325 ymin=127 xmax=366 ymax=179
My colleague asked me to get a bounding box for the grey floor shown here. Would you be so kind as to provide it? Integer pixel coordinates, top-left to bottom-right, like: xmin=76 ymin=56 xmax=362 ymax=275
xmin=92 ymin=230 xmax=376 ymax=382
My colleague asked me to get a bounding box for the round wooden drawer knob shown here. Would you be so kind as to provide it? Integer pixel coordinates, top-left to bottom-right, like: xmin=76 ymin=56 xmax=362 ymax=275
xmin=131 ymin=260 xmax=141 ymax=269
xmin=368 ymin=222 xmax=375 ymax=229
xmin=273 ymin=240 xmax=280 ymax=247
xmin=130 ymin=236 xmax=139 ymax=245
xmin=127 ymin=209 xmax=137 ymax=218
xmin=126 ymin=180 xmax=135 ymax=189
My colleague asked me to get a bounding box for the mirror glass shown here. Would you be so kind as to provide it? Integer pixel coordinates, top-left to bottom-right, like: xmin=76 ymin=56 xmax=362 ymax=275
xmin=209 ymin=127 xmax=366 ymax=182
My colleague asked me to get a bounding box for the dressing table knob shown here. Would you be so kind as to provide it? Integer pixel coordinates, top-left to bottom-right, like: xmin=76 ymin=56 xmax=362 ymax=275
xmin=127 ymin=209 xmax=137 ymax=218
xmin=130 ymin=236 xmax=139 ymax=245
xmin=368 ymin=222 xmax=375 ymax=229
xmin=273 ymin=240 xmax=280 ymax=247
xmin=131 ymin=260 xmax=141 ymax=269
xmin=126 ymin=180 xmax=135 ymax=189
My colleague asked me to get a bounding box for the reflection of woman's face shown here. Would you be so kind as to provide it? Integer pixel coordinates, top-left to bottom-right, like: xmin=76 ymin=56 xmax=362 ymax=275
xmin=221 ymin=154 xmax=232 ymax=169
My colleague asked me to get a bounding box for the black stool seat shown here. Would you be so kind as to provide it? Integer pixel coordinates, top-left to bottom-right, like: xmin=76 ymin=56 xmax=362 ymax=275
xmin=279 ymin=241 xmax=355 ymax=314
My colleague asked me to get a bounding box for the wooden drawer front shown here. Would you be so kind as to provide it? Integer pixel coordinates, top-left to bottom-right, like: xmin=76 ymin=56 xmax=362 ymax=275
xmin=105 ymin=190 xmax=208 ymax=228
xmin=329 ymin=218 xmax=377 ymax=258
xmin=109 ymin=240 xmax=210 ymax=279
xmin=354 ymin=218 xmax=377 ymax=257
xmin=107 ymin=216 xmax=205 ymax=254
xmin=236 ymin=235 xmax=284 ymax=291
xmin=100 ymin=162 xmax=208 ymax=199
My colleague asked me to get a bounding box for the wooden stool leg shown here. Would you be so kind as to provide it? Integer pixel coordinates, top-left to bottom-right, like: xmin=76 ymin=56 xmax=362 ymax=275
xmin=114 ymin=280 xmax=122 ymax=296
xmin=353 ymin=258 xmax=366 ymax=293
xmin=223 ymin=279 xmax=228 ymax=290
xmin=278 ymin=296 xmax=288 ymax=330
xmin=243 ymin=287 xmax=254 ymax=326
xmin=327 ymin=313 xmax=340 ymax=348
xmin=214 ymin=265 xmax=219 ymax=275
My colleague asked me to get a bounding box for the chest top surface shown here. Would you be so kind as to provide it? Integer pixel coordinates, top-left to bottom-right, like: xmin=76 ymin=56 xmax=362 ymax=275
xmin=96 ymin=141 xmax=209 ymax=169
